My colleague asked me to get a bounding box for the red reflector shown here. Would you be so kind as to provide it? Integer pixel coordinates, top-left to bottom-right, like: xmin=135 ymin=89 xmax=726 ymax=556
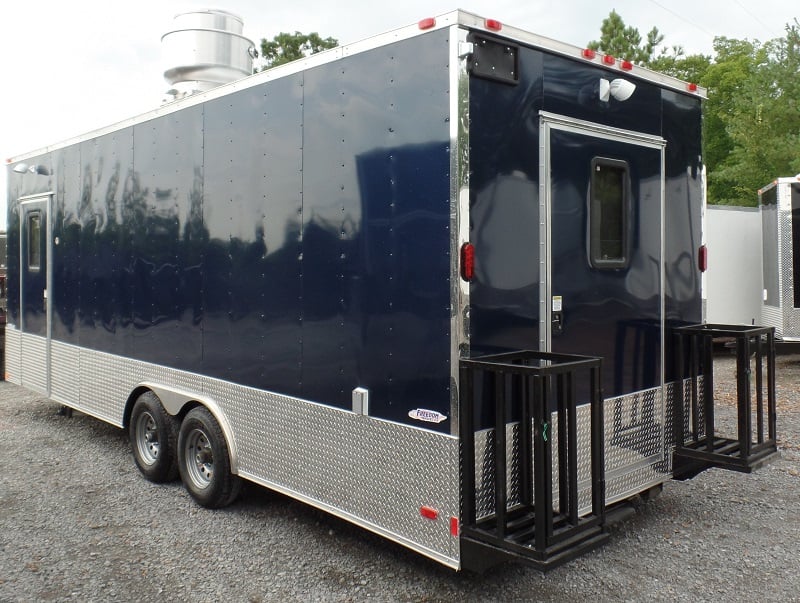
xmin=450 ymin=516 xmax=459 ymax=537
xmin=460 ymin=242 xmax=475 ymax=281
xmin=582 ymin=48 xmax=596 ymax=60
xmin=418 ymin=17 xmax=436 ymax=30
xmin=698 ymin=245 xmax=708 ymax=272
xmin=602 ymin=54 xmax=616 ymax=66
xmin=485 ymin=19 xmax=502 ymax=31
xmin=620 ymin=60 xmax=633 ymax=71
xmin=687 ymin=82 xmax=698 ymax=92
xmin=420 ymin=506 xmax=439 ymax=520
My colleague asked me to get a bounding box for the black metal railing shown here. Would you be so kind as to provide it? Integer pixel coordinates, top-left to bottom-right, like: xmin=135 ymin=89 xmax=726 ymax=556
xmin=672 ymin=324 xmax=778 ymax=478
xmin=459 ymin=351 xmax=607 ymax=571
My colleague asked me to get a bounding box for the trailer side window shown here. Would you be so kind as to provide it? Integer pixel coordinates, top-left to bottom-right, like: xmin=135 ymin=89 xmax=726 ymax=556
xmin=589 ymin=158 xmax=629 ymax=269
xmin=28 ymin=212 xmax=42 ymax=271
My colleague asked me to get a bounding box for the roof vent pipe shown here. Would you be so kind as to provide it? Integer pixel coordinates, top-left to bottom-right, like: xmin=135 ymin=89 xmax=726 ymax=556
xmin=161 ymin=9 xmax=257 ymax=103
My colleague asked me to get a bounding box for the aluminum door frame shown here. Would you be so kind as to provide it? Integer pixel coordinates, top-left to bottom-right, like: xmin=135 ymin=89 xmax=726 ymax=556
xmin=538 ymin=110 xmax=666 ymax=385
xmin=18 ymin=193 xmax=53 ymax=395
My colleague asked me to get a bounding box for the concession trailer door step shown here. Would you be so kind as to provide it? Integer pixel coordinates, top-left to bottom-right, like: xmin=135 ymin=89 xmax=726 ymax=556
xmin=672 ymin=324 xmax=779 ymax=480
xmin=459 ymin=351 xmax=608 ymax=572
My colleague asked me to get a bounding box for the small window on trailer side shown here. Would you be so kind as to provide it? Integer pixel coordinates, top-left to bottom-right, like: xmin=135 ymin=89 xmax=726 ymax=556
xmin=28 ymin=212 xmax=41 ymax=271
xmin=589 ymin=157 xmax=629 ymax=269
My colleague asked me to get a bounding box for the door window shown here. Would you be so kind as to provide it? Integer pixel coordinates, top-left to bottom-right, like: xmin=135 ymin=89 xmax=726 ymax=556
xmin=589 ymin=158 xmax=629 ymax=269
xmin=28 ymin=212 xmax=42 ymax=271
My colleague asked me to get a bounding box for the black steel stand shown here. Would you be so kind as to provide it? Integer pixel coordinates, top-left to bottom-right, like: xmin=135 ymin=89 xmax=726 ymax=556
xmin=672 ymin=324 xmax=778 ymax=479
xmin=460 ymin=351 xmax=607 ymax=572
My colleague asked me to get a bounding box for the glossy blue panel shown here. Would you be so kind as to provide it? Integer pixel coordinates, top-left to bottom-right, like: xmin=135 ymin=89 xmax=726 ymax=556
xmin=51 ymin=146 xmax=82 ymax=344
xmin=203 ymin=76 xmax=304 ymax=393
xmin=12 ymin=28 xmax=453 ymax=432
xmin=73 ymin=131 xmax=135 ymax=355
xmin=469 ymin=45 xmax=543 ymax=355
xmin=549 ymin=130 xmax=663 ymax=397
xmin=301 ymin=31 xmax=452 ymax=422
xmin=543 ymin=53 xmax=661 ymax=135
xmin=662 ymin=89 xmax=704 ymax=380
xmin=469 ymin=45 xmax=702 ymax=403
xmin=128 ymin=106 xmax=204 ymax=370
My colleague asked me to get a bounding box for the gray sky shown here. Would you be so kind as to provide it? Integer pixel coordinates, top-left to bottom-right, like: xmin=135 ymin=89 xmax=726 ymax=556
xmin=2 ymin=0 xmax=797 ymax=228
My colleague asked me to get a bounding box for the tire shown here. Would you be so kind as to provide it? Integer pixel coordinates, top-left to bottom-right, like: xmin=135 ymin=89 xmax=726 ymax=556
xmin=129 ymin=391 xmax=179 ymax=483
xmin=178 ymin=406 xmax=241 ymax=509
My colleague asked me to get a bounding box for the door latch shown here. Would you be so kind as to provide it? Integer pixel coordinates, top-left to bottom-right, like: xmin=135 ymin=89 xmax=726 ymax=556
xmin=552 ymin=295 xmax=564 ymax=336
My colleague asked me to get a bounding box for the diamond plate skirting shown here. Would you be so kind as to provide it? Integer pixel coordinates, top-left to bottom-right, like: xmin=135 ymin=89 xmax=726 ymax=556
xmin=214 ymin=384 xmax=460 ymax=566
xmin=13 ymin=329 xmax=707 ymax=566
xmin=16 ymin=334 xmax=461 ymax=568
xmin=5 ymin=328 xmax=21 ymax=385
xmin=19 ymin=331 xmax=48 ymax=394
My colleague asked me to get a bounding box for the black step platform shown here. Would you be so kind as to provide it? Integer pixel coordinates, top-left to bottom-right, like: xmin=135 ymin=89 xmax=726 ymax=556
xmin=460 ymin=351 xmax=607 ymax=572
xmin=672 ymin=324 xmax=779 ymax=480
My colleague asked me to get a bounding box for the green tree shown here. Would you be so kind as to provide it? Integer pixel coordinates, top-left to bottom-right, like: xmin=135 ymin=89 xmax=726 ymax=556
xmin=704 ymin=22 xmax=800 ymax=205
xmin=589 ymin=11 xmax=800 ymax=206
xmin=258 ymin=31 xmax=338 ymax=71
xmin=587 ymin=9 xmax=665 ymax=63
xmin=700 ymin=37 xmax=761 ymax=203
xmin=648 ymin=51 xmax=711 ymax=84
xmin=588 ymin=11 xmax=711 ymax=83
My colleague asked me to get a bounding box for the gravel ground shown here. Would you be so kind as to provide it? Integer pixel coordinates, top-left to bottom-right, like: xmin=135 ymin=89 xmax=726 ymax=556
xmin=1 ymin=354 xmax=799 ymax=602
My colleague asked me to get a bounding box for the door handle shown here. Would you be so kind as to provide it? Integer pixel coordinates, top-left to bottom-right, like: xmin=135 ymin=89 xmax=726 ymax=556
xmin=552 ymin=310 xmax=564 ymax=336
xmin=552 ymin=295 xmax=564 ymax=336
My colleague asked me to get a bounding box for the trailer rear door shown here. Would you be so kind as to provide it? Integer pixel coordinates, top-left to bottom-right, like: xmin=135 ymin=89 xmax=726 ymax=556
xmin=541 ymin=113 xmax=665 ymax=398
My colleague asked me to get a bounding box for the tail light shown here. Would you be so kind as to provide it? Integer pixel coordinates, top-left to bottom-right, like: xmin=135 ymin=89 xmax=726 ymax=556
xmin=460 ymin=243 xmax=475 ymax=281
xmin=698 ymin=245 xmax=708 ymax=272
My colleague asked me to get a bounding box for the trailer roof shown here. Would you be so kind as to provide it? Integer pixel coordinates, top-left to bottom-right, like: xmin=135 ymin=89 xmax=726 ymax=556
xmin=8 ymin=9 xmax=706 ymax=164
xmin=759 ymin=175 xmax=800 ymax=194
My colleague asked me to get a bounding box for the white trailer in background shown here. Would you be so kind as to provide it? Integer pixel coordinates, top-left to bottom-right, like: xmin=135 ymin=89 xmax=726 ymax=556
xmin=759 ymin=176 xmax=800 ymax=340
xmin=705 ymin=204 xmax=762 ymax=326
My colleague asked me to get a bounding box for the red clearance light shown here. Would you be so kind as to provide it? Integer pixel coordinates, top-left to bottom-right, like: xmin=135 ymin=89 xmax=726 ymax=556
xmin=582 ymin=48 xmax=596 ymax=60
xmin=687 ymin=82 xmax=698 ymax=92
xmin=698 ymin=245 xmax=708 ymax=272
xmin=620 ymin=60 xmax=633 ymax=71
xmin=420 ymin=506 xmax=439 ymax=520
xmin=418 ymin=17 xmax=436 ymax=30
xmin=460 ymin=242 xmax=475 ymax=281
xmin=450 ymin=516 xmax=459 ymax=537
xmin=602 ymin=54 xmax=616 ymax=66
xmin=485 ymin=18 xmax=502 ymax=31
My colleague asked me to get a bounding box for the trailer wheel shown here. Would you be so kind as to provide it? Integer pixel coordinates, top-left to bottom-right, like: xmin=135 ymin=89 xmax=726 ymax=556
xmin=130 ymin=391 xmax=179 ymax=483
xmin=178 ymin=407 xmax=241 ymax=508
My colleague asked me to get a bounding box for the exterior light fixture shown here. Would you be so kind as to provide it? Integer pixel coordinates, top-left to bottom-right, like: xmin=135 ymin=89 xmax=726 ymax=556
xmin=598 ymin=78 xmax=636 ymax=102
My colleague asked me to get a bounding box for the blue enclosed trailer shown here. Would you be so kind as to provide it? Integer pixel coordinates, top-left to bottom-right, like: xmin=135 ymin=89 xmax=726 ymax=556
xmin=5 ymin=11 xmax=777 ymax=571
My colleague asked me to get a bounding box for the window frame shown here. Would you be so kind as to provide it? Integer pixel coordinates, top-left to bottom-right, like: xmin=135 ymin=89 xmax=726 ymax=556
xmin=27 ymin=211 xmax=42 ymax=272
xmin=589 ymin=156 xmax=630 ymax=270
